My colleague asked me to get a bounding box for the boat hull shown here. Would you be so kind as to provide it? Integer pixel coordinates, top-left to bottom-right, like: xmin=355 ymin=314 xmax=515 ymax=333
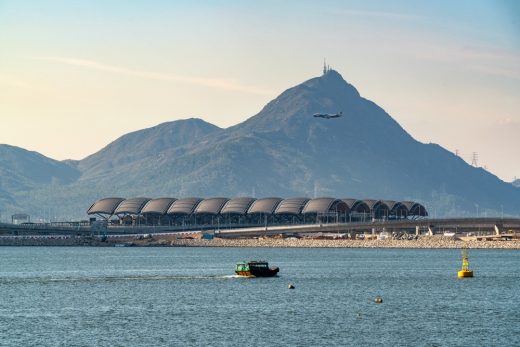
xmin=235 ymin=267 xmax=279 ymax=277
xmin=236 ymin=270 xmax=253 ymax=277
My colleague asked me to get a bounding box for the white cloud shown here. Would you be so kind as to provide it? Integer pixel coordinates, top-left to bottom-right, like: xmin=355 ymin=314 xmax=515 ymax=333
xmin=34 ymin=56 xmax=275 ymax=95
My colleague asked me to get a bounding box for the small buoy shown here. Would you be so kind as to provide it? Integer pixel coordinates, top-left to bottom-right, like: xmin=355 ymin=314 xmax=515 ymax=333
xmin=288 ymin=283 xmax=295 ymax=289
xmin=458 ymin=249 xmax=474 ymax=278
xmin=374 ymin=296 xmax=383 ymax=304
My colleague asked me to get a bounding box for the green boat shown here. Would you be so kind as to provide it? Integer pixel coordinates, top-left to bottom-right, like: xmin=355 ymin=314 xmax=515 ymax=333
xmin=235 ymin=261 xmax=279 ymax=277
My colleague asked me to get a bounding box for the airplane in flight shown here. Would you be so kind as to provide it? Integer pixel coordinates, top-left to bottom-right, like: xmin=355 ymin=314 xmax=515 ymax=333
xmin=313 ymin=111 xmax=343 ymax=119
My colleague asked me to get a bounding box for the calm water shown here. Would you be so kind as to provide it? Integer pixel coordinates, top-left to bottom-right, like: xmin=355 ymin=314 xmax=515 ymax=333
xmin=0 ymin=247 xmax=519 ymax=347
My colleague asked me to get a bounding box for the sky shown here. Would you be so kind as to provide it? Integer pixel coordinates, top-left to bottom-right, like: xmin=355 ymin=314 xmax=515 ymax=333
xmin=1 ymin=0 xmax=519 ymax=181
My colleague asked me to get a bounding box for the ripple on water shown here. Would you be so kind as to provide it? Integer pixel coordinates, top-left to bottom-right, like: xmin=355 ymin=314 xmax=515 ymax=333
xmin=0 ymin=247 xmax=519 ymax=346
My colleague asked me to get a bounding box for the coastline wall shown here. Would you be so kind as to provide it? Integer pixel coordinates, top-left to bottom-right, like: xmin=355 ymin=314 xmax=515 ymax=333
xmin=1 ymin=235 xmax=519 ymax=249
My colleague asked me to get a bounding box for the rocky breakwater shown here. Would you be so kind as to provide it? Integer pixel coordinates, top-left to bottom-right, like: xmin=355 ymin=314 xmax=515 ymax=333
xmin=1 ymin=234 xmax=519 ymax=249
xmin=167 ymin=235 xmax=520 ymax=249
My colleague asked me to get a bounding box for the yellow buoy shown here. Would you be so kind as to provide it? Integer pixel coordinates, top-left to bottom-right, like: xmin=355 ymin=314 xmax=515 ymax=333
xmin=457 ymin=249 xmax=474 ymax=278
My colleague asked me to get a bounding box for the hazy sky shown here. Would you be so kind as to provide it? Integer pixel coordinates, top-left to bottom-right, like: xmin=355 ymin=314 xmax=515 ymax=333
xmin=1 ymin=0 xmax=519 ymax=181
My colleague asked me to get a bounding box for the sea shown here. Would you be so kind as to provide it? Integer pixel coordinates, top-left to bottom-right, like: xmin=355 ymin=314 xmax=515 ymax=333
xmin=0 ymin=247 xmax=519 ymax=347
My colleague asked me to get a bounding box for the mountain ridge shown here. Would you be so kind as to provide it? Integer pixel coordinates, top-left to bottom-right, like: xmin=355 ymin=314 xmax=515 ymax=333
xmin=1 ymin=70 xmax=518 ymax=219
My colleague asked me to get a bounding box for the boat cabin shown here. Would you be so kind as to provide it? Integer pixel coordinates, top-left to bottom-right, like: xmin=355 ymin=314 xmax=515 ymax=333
xmin=235 ymin=261 xmax=268 ymax=272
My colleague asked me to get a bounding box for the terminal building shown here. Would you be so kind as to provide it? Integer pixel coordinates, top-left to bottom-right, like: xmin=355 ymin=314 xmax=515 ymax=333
xmin=87 ymin=197 xmax=428 ymax=227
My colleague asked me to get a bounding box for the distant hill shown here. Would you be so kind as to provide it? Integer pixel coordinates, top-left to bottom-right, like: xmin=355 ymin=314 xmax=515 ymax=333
xmin=0 ymin=144 xmax=80 ymax=219
xmin=1 ymin=70 xmax=519 ymax=219
xmin=77 ymin=118 xmax=221 ymax=180
xmin=0 ymin=144 xmax=79 ymax=187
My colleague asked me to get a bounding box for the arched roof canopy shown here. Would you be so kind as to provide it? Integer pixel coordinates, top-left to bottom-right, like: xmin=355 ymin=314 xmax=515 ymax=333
xmin=342 ymin=199 xmax=370 ymax=214
xmin=402 ymin=201 xmax=428 ymax=217
xmin=302 ymin=198 xmax=349 ymax=214
xmin=194 ymin=197 xmax=230 ymax=215
xmin=341 ymin=199 xmax=357 ymax=209
xmin=383 ymin=200 xmax=398 ymax=211
xmin=414 ymin=204 xmax=428 ymax=217
xmin=363 ymin=199 xmax=379 ymax=210
xmin=141 ymin=198 xmax=177 ymax=215
xmin=275 ymin=197 xmax=310 ymax=215
xmin=247 ymin=198 xmax=283 ymax=214
xmin=114 ymin=197 xmax=151 ymax=215
xmin=87 ymin=197 xmax=125 ymax=215
xmin=389 ymin=201 xmax=409 ymax=216
xmin=167 ymin=198 xmax=202 ymax=215
xmin=363 ymin=199 xmax=391 ymax=217
xmin=221 ymin=197 xmax=256 ymax=215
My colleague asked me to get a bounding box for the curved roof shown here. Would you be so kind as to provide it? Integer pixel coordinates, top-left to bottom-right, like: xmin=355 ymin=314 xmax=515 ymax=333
xmin=114 ymin=197 xmax=151 ymax=215
xmin=89 ymin=197 xmax=427 ymax=218
xmin=384 ymin=201 xmax=408 ymax=215
xmin=141 ymin=198 xmax=177 ymax=215
xmin=87 ymin=197 xmax=125 ymax=215
xmin=341 ymin=198 xmax=358 ymax=209
xmin=363 ymin=199 xmax=391 ymax=214
xmin=302 ymin=198 xmax=349 ymax=214
xmin=383 ymin=200 xmax=398 ymax=211
xmin=221 ymin=197 xmax=256 ymax=214
xmin=194 ymin=197 xmax=230 ymax=215
xmin=402 ymin=201 xmax=428 ymax=216
xmin=247 ymin=198 xmax=283 ymax=214
xmin=342 ymin=199 xmax=370 ymax=213
xmin=275 ymin=197 xmax=310 ymax=215
xmin=363 ymin=199 xmax=381 ymax=210
xmin=167 ymin=198 xmax=203 ymax=215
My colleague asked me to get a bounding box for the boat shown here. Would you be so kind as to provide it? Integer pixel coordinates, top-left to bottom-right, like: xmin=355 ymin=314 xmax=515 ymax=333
xmin=235 ymin=261 xmax=279 ymax=277
xmin=457 ymin=249 xmax=474 ymax=278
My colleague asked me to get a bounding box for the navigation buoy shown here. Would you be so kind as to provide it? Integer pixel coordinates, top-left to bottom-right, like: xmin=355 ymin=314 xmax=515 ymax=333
xmin=457 ymin=249 xmax=474 ymax=278
xmin=374 ymin=296 xmax=383 ymax=304
xmin=288 ymin=283 xmax=295 ymax=289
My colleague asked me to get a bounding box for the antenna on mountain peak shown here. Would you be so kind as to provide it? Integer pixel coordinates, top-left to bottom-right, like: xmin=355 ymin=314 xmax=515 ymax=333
xmin=471 ymin=152 xmax=479 ymax=167
xmin=323 ymin=58 xmax=327 ymax=75
xmin=322 ymin=59 xmax=332 ymax=74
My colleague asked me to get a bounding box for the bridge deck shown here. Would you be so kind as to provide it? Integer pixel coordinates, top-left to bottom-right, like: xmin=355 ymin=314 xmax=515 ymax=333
xmin=1 ymin=218 xmax=520 ymax=237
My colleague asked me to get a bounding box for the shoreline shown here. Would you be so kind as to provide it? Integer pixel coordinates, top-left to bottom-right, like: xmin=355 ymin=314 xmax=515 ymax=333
xmin=1 ymin=235 xmax=520 ymax=249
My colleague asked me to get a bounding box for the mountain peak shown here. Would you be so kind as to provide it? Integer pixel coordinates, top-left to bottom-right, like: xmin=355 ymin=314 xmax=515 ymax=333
xmin=232 ymin=68 xmax=363 ymax=134
xmin=302 ymin=69 xmax=360 ymax=98
xmin=322 ymin=68 xmax=343 ymax=79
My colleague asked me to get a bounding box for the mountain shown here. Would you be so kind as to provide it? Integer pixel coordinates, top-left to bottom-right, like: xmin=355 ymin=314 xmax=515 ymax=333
xmin=1 ymin=70 xmax=519 ymax=219
xmin=77 ymin=118 xmax=221 ymax=180
xmin=0 ymin=144 xmax=79 ymax=196
xmin=0 ymin=144 xmax=80 ymax=218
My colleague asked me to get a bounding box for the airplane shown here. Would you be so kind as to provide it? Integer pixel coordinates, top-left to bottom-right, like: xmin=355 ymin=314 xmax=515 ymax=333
xmin=313 ymin=111 xmax=343 ymax=119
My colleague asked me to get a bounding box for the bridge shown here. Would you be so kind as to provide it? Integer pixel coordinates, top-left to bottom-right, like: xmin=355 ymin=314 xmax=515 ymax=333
xmin=1 ymin=217 xmax=520 ymax=238
xmin=213 ymin=217 xmax=520 ymax=238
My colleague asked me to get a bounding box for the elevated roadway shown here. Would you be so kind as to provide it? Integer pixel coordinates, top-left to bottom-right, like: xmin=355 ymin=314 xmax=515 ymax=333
xmin=1 ymin=218 xmax=520 ymax=238
xmin=214 ymin=217 xmax=520 ymax=238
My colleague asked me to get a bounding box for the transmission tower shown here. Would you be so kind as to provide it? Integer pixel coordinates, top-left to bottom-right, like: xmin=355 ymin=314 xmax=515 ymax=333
xmin=471 ymin=152 xmax=479 ymax=167
xmin=323 ymin=58 xmax=327 ymax=75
